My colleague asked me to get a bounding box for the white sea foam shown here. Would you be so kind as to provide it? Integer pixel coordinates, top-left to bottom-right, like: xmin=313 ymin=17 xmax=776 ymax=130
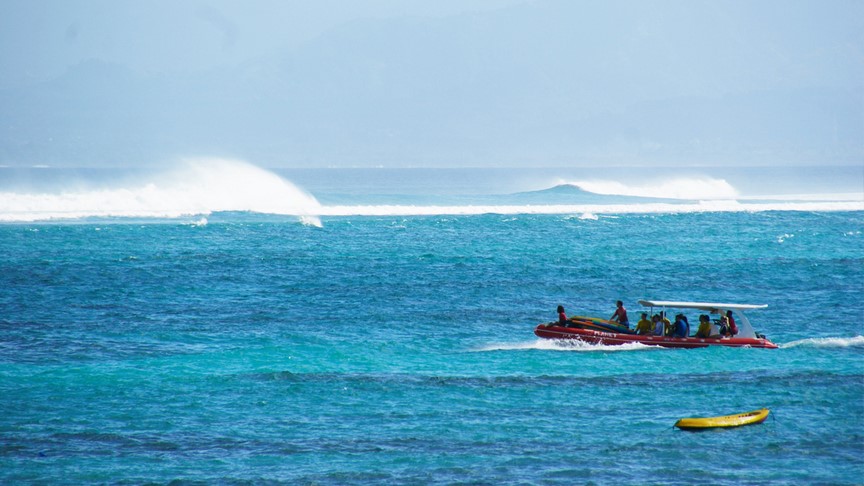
xmin=739 ymin=192 xmax=864 ymax=202
xmin=298 ymin=215 xmax=324 ymax=228
xmin=558 ymin=176 xmax=740 ymax=200
xmin=777 ymin=233 xmax=794 ymax=243
xmin=474 ymin=339 xmax=661 ymax=353
xmin=0 ymin=158 xmax=322 ymax=224
xmin=1 ymin=166 xmax=861 ymax=223
xmin=315 ymin=200 xmax=862 ymax=217
xmin=780 ymin=336 xmax=864 ymax=349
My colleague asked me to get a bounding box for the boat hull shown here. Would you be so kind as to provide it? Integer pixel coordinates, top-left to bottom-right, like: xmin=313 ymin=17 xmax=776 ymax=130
xmin=534 ymin=325 xmax=778 ymax=349
xmin=675 ymin=408 xmax=770 ymax=430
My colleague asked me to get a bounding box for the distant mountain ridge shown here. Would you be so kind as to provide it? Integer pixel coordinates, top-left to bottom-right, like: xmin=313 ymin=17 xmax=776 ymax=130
xmin=0 ymin=0 xmax=861 ymax=167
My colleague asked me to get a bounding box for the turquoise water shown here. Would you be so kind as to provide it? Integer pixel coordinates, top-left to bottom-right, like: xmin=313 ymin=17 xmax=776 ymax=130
xmin=1 ymin=167 xmax=863 ymax=483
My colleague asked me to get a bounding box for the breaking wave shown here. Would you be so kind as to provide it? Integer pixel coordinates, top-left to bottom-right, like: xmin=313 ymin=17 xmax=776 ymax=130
xmin=0 ymin=159 xmax=322 ymax=225
xmin=558 ymin=176 xmax=739 ymax=200
xmin=2 ymin=166 xmax=861 ymax=223
xmin=780 ymin=336 xmax=864 ymax=349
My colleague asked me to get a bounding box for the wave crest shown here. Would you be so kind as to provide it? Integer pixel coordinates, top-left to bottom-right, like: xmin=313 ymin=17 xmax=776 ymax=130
xmin=0 ymin=158 xmax=322 ymax=224
xmin=560 ymin=176 xmax=739 ymax=200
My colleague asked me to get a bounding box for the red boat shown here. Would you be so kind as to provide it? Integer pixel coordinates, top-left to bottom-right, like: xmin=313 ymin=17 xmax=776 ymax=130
xmin=535 ymin=300 xmax=779 ymax=349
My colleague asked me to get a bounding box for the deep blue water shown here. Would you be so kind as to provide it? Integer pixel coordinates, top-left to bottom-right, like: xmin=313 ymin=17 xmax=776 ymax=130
xmin=1 ymin=163 xmax=863 ymax=484
xmin=1 ymin=208 xmax=863 ymax=484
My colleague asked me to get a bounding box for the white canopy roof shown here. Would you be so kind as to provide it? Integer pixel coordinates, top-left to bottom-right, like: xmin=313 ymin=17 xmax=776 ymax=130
xmin=638 ymin=300 xmax=768 ymax=311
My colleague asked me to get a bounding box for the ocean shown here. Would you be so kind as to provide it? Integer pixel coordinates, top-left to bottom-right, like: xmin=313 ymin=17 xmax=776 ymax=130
xmin=1 ymin=161 xmax=863 ymax=484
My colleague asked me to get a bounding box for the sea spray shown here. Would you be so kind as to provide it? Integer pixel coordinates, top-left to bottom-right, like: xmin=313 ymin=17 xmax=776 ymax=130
xmin=3 ymin=167 xmax=862 ymax=222
xmin=0 ymin=158 xmax=322 ymax=223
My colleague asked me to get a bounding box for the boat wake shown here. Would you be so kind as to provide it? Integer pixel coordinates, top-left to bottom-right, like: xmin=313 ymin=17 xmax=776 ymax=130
xmin=779 ymin=336 xmax=864 ymax=349
xmin=474 ymin=339 xmax=662 ymax=353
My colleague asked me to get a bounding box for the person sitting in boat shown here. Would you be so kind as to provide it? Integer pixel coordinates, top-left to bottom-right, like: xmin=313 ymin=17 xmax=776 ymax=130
xmin=718 ymin=316 xmax=732 ymax=337
xmin=652 ymin=314 xmax=664 ymax=336
xmin=664 ymin=318 xmax=674 ymax=336
xmin=610 ymin=300 xmax=629 ymax=329
xmin=696 ymin=314 xmax=712 ymax=338
xmin=635 ymin=312 xmax=654 ymax=335
xmin=726 ymin=310 xmax=739 ymax=336
xmin=557 ymin=305 xmax=568 ymax=327
xmin=659 ymin=311 xmax=673 ymax=336
xmin=672 ymin=314 xmax=689 ymax=338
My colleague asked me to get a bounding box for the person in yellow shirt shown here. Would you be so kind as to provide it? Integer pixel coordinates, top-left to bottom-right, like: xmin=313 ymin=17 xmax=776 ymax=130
xmin=696 ymin=314 xmax=712 ymax=338
xmin=634 ymin=312 xmax=654 ymax=335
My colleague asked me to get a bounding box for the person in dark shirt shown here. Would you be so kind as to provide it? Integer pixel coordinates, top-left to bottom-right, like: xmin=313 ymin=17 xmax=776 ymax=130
xmin=673 ymin=314 xmax=689 ymax=338
xmin=726 ymin=310 xmax=738 ymax=336
xmin=719 ymin=316 xmax=731 ymax=337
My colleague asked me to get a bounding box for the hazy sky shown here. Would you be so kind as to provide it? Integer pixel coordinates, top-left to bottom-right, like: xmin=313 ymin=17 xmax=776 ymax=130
xmin=0 ymin=0 xmax=529 ymax=85
xmin=0 ymin=0 xmax=862 ymax=167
